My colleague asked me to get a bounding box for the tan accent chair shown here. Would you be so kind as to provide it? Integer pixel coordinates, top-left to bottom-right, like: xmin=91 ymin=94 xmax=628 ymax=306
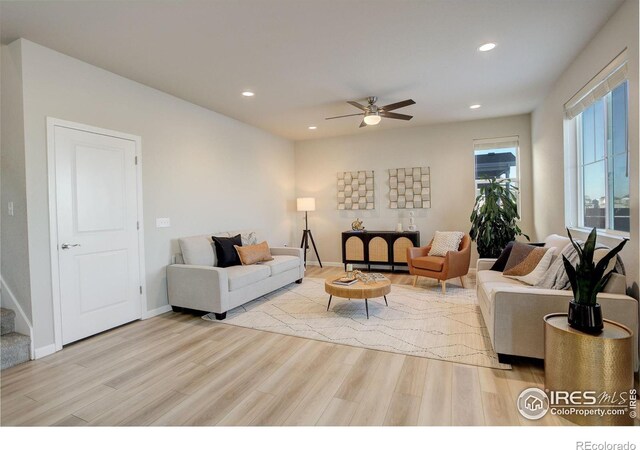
xmin=406 ymin=234 xmax=471 ymax=293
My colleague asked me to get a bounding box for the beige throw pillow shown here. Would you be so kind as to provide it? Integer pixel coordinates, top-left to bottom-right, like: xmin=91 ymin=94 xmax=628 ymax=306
xmin=428 ymin=231 xmax=464 ymax=257
xmin=234 ymin=241 xmax=274 ymax=265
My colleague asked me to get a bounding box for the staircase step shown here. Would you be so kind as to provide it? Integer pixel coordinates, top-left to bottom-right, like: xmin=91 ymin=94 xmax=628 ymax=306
xmin=1 ymin=332 xmax=30 ymax=370
xmin=1 ymin=308 xmax=16 ymax=336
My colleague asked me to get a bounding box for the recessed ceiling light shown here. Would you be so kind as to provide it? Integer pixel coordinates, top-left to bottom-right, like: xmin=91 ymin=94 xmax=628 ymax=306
xmin=241 ymin=91 xmax=255 ymax=97
xmin=478 ymin=43 xmax=496 ymax=52
xmin=469 ymin=104 xmax=482 ymax=109
xmin=308 ymin=126 xmax=317 ymax=130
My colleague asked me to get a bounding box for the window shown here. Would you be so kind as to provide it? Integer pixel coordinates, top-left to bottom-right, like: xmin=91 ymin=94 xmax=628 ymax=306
xmin=564 ymin=50 xmax=629 ymax=235
xmin=576 ymin=81 xmax=629 ymax=232
xmin=473 ymin=136 xmax=519 ymax=200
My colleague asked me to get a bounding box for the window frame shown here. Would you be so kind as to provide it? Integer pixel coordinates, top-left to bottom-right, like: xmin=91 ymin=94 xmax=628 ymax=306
xmin=473 ymin=137 xmax=521 ymax=211
xmin=574 ymin=81 xmax=629 ymax=236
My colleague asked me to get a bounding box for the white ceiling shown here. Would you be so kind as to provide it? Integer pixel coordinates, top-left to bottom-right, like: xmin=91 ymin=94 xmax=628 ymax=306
xmin=0 ymin=0 xmax=624 ymax=141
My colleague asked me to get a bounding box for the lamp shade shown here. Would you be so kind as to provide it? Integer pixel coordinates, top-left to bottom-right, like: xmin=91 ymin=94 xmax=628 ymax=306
xmin=363 ymin=112 xmax=381 ymax=125
xmin=297 ymin=197 xmax=316 ymax=212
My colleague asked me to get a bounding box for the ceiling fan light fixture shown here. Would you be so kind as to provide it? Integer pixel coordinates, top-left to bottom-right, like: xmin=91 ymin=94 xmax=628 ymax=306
xmin=363 ymin=112 xmax=381 ymax=126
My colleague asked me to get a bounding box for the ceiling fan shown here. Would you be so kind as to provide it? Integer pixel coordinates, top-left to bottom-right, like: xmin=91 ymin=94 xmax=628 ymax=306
xmin=325 ymin=96 xmax=415 ymax=128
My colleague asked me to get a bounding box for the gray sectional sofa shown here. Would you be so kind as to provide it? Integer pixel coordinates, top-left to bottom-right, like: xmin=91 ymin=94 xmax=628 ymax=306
xmin=167 ymin=232 xmax=304 ymax=319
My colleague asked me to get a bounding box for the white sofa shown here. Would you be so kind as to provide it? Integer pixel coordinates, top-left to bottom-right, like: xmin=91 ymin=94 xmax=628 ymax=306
xmin=167 ymin=232 xmax=305 ymax=319
xmin=476 ymin=234 xmax=639 ymax=370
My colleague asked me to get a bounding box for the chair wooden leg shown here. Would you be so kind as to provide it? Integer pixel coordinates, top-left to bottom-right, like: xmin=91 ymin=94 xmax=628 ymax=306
xmin=441 ymin=280 xmax=446 ymax=294
xmin=413 ymin=275 xmax=418 ymax=287
xmin=459 ymin=276 xmax=465 ymax=288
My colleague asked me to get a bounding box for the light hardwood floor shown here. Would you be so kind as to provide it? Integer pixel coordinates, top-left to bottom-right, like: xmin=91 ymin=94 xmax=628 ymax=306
xmin=0 ymin=266 xmax=589 ymax=426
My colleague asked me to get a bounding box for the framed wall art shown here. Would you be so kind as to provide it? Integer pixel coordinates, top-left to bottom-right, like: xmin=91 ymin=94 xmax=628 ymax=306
xmin=337 ymin=170 xmax=374 ymax=210
xmin=388 ymin=167 xmax=430 ymax=209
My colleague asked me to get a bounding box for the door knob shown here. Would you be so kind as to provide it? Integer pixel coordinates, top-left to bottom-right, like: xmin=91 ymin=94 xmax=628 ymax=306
xmin=61 ymin=243 xmax=81 ymax=249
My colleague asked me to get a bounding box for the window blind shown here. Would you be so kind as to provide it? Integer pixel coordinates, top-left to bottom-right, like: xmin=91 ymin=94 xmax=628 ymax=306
xmin=564 ymin=49 xmax=628 ymax=120
xmin=473 ymin=136 xmax=519 ymax=151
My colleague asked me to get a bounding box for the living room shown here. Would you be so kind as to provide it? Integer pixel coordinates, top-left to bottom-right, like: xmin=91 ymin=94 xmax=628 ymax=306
xmin=0 ymin=0 xmax=638 ymax=446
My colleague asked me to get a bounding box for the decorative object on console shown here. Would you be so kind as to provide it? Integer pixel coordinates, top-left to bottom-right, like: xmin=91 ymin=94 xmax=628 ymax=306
xmin=388 ymin=167 xmax=430 ymax=209
xmin=469 ymin=178 xmax=528 ymax=258
xmin=234 ymin=241 xmax=274 ymax=265
xmin=408 ymin=211 xmax=417 ymax=231
xmin=342 ymin=230 xmax=420 ymax=272
xmin=212 ymin=234 xmax=243 ymax=268
xmin=562 ymin=228 xmax=628 ymax=334
xmin=351 ymin=218 xmax=365 ymax=231
xmin=297 ymin=197 xmax=322 ymax=268
xmin=337 ymin=171 xmax=374 ymax=210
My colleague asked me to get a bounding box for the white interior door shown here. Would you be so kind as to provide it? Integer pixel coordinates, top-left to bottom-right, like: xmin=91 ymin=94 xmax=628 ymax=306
xmin=54 ymin=125 xmax=142 ymax=345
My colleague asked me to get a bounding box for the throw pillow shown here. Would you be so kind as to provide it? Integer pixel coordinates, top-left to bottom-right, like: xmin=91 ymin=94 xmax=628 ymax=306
xmin=428 ymin=231 xmax=464 ymax=257
xmin=503 ymin=242 xmax=538 ymax=272
xmin=235 ymin=241 xmax=274 ymax=265
xmin=504 ymin=246 xmax=556 ymax=285
xmin=241 ymin=231 xmax=258 ymax=246
xmin=212 ymin=234 xmax=243 ymax=268
xmin=490 ymin=241 xmax=515 ymax=272
xmin=490 ymin=241 xmax=545 ymax=272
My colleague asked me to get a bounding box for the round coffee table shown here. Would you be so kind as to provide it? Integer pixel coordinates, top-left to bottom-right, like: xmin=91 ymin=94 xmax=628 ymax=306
xmin=324 ymin=275 xmax=391 ymax=319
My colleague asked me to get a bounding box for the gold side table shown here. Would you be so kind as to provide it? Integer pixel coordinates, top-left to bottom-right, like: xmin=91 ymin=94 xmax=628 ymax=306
xmin=544 ymin=313 xmax=634 ymax=426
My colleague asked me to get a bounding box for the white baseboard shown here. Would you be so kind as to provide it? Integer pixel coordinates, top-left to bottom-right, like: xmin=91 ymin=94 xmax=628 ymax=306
xmin=305 ymin=261 xmax=343 ymax=268
xmin=305 ymin=261 xmax=413 ymax=273
xmin=142 ymin=304 xmax=172 ymax=319
xmin=34 ymin=343 xmax=56 ymax=359
xmin=0 ymin=276 xmax=34 ymax=359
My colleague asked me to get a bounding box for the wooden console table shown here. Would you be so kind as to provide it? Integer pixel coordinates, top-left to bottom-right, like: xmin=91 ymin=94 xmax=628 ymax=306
xmin=341 ymin=230 xmax=420 ymax=272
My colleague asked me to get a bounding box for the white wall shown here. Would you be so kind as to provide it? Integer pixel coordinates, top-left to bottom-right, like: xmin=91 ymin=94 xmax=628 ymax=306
xmin=531 ymin=0 xmax=639 ymax=294
xmin=5 ymin=39 xmax=295 ymax=351
xmin=0 ymin=40 xmax=32 ymax=319
xmin=294 ymin=114 xmax=533 ymax=265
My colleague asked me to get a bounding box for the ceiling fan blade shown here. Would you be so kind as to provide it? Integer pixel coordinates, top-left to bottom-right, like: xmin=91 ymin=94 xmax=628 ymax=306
xmin=347 ymin=101 xmax=367 ymax=111
xmin=379 ymin=111 xmax=413 ymax=121
xmin=325 ymin=113 xmax=365 ymax=120
xmin=379 ymin=99 xmax=415 ymax=112
xmin=359 ymin=120 xmax=367 ymax=128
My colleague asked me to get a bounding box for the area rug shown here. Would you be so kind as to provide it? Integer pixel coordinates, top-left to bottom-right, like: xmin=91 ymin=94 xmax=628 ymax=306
xmin=203 ymin=277 xmax=509 ymax=369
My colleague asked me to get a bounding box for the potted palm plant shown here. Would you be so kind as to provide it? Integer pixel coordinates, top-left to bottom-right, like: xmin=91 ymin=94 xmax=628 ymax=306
xmin=563 ymin=228 xmax=628 ymax=334
xmin=469 ymin=178 xmax=528 ymax=258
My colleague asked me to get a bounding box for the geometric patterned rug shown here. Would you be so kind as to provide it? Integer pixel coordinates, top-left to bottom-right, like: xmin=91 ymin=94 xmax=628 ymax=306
xmin=203 ymin=277 xmax=510 ymax=370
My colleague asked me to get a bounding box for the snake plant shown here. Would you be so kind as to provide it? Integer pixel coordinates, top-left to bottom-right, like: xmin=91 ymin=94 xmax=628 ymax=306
xmin=562 ymin=228 xmax=628 ymax=306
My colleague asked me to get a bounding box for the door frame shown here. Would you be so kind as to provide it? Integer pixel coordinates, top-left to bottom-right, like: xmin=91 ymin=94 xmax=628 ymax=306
xmin=46 ymin=117 xmax=147 ymax=351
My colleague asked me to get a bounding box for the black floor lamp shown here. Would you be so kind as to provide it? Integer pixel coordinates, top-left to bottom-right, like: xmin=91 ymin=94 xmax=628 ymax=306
xmin=297 ymin=197 xmax=322 ymax=268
